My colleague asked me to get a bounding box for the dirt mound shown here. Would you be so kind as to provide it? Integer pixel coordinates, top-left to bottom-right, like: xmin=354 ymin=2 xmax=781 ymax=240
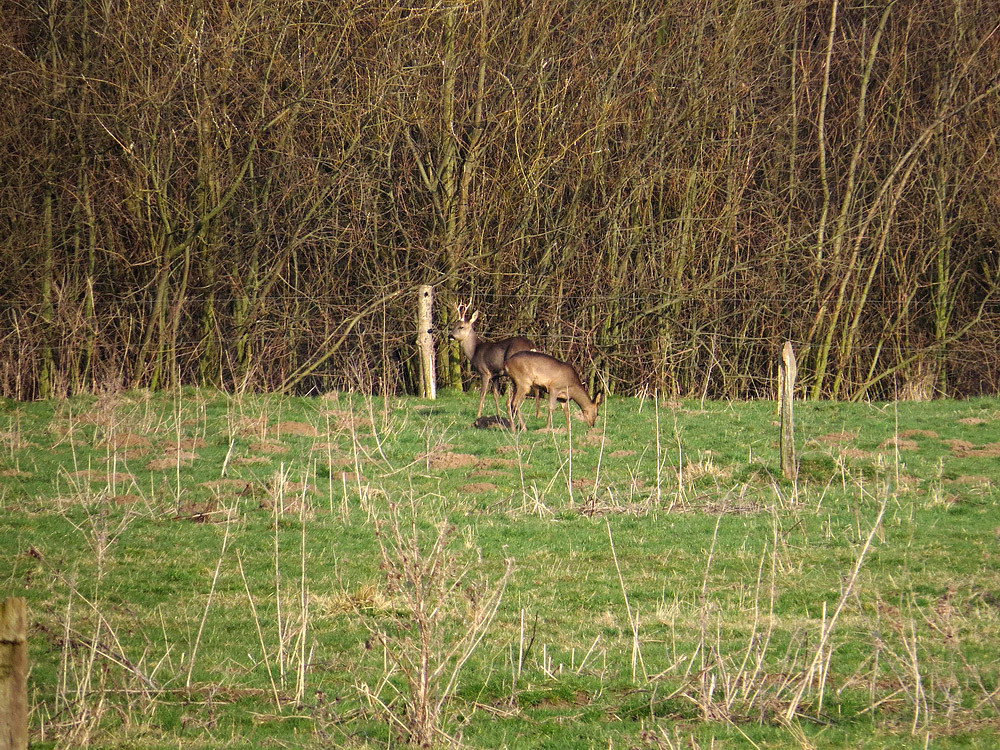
xmin=273 ymin=421 xmax=319 ymax=437
xmin=145 ymin=453 xmax=195 ymax=470
xmin=250 ymin=441 xmax=289 ymax=455
xmin=880 ymin=437 xmax=919 ymax=451
xmin=101 ymin=433 xmax=152 ymax=451
xmin=950 ymin=475 xmax=992 ymax=485
xmin=948 ymin=441 xmax=1000 ymax=457
xmin=321 ymin=410 xmax=372 ymax=431
xmin=420 ymin=451 xmax=479 ymax=469
xmin=476 ymin=457 xmax=517 ymax=469
xmin=331 ymin=471 xmax=365 ymax=483
xmin=900 ymin=429 xmax=939 ymax=439
xmin=163 ymin=438 xmax=207 ymax=452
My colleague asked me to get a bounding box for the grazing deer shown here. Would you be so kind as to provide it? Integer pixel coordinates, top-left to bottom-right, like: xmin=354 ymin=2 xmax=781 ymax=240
xmin=450 ymin=304 xmax=536 ymax=418
xmin=504 ymin=350 xmax=603 ymax=430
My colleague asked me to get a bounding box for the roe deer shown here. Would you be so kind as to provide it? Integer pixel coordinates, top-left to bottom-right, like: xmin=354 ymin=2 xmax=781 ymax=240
xmin=504 ymin=350 xmax=603 ymax=430
xmin=450 ymin=304 xmax=535 ymax=418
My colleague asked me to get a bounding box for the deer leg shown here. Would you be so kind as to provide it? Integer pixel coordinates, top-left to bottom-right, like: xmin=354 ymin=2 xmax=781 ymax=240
xmin=476 ymin=372 xmax=491 ymax=418
xmin=509 ymin=383 xmax=528 ymax=430
xmin=562 ymin=396 xmax=572 ymax=433
xmin=491 ymin=377 xmax=503 ymax=417
xmin=546 ymin=391 xmax=558 ymax=429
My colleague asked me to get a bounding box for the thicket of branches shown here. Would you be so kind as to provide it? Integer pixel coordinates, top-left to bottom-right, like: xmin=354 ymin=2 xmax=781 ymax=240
xmin=2 ymin=0 xmax=999 ymax=400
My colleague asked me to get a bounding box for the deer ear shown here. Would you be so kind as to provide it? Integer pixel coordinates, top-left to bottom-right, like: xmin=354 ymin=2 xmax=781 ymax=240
xmin=594 ymin=392 xmax=604 ymax=406
xmin=469 ymin=310 xmax=480 ymax=323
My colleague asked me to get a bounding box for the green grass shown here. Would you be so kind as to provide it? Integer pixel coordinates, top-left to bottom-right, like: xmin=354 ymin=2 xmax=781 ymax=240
xmin=2 ymin=388 xmax=1000 ymax=748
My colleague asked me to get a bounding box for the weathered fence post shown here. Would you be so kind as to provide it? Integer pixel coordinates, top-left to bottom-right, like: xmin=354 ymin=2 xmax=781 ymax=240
xmin=416 ymin=285 xmax=437 ymax=399
xmin=779 ymin=341 xmax=797 ymax=481
xmin=0 ymin=597 xmax=28 ymax=750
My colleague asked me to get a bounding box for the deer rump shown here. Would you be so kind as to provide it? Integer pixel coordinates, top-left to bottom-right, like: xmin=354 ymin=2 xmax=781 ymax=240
xmin=503 ymin=350 xmax=602 ymax=430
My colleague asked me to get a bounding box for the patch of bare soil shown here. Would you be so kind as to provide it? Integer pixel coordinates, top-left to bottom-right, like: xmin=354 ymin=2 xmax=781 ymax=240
xmin=880 ymin=437 xmax=919 ymax=451
xmin=250 ymin=441 xmax=289 ymax=455
xmin=321 ymin=410 xmax=372 ymax=431
xmin=173 ymin=499 xmax=224 ymax=523
xmin=948 ymin=441 xmax=1000 ymax=457
xmin=111 ymin=494 xmax=142 ymax=505
xmin=233 ymin=415 xmax=268 ymax=438
xmin=145 ymin=455 xmax=194 ymax=471
xmin=331 ymin=471 xmax=365 ymax=483
xmin=0 ymin=432 xmax=32 ymax=450
xmin=577 ymin=495 xmax=659 ymax=517
xmin=420 ymin=451 xmax=480 ymax=470
xmin=958 ymin=416 xmax=989 ymax=425
xmin=816 ymin=431 xmax=857 ymax=444
xmin=273 ymin=421 xmax=319 ymax=437
xmin=944 ymin=439 xmax=975 ymax=452
xmin=261 ymin=480 xmax=313 ymax=500
xmin=101 ymin=433 xmax=152 ymax=451
xmin=476 ymin=457 xmax=518 ymax=469
xmin=459 ymin=482 xmax=498 ymax=494
xmin=310 ymin=441 xmax=341 ymax=451
xmin=0 ymin=469 xmax=31 ymax=478
xmin=315 ymin=455 xmax=354 ymax=468
xmin=609 ymin=449 xmax=635 ymax=458
xmin=623 ymin=477 xmax=649 ymax=493
xmin=949 ymin=475 xmax=992 ymax=485
xmin=900 ymin=429 xmax=939 ymax=439
xmin=75 ymin=410 xmax=115 ymax=427
xmin=162 ymin=438 xmax=207 ymax=452
xmin=233 ymin=456 xmax=272 ymax=465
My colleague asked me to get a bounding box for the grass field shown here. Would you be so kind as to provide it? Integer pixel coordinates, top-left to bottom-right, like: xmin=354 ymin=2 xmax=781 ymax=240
xmin=2 ymin=387 xmax=999 ymax=748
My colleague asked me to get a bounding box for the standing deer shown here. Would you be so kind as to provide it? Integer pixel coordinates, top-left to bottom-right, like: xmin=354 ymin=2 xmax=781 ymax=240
xmin=450 ymin=304 xmax=536 ymax=419
xmin=504 ymin=350 xmax=603 ymax=430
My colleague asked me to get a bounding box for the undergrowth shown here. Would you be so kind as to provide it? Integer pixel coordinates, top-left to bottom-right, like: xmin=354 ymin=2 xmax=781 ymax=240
xmin=1 ymin=389 xmax=999 ymax=748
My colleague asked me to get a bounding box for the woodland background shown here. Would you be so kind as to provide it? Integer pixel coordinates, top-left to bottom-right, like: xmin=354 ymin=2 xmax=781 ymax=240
xmin=1 ymin=0 xmax=999 ymax=401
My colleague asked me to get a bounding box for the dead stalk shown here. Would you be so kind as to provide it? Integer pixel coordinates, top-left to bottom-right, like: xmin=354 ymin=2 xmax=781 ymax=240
xmin=236 ymin=549 xmax=282 ymax=708
xmin=784 ymin=496 xmax=888 ymax=722
xmin=606 ymin=519 xmax=647 ymax=682
xmin=186 ymin=514 xmax=233 ymax=687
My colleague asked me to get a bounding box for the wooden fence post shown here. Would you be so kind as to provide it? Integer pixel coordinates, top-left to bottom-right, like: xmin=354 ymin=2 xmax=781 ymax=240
xmin=0 ymin=597 xmax=28 ymax=750
xmin=779 ymin=341 xmax=797 ymax=481
xmin=416 ymin=285 xmax=437 ymax=399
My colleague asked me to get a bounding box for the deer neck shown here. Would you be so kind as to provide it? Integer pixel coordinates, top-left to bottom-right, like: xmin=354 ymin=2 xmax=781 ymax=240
xmin=460 ymin=331 xmax=480 ymax=362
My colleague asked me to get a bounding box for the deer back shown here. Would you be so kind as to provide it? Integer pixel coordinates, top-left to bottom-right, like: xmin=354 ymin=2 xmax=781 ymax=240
xmin=478 ymin=336 xmax=533 ymax=375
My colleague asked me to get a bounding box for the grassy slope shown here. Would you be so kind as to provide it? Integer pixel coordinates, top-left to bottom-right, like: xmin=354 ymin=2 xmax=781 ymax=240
xmin=1 ymin=389 xmax=999 ymax=748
